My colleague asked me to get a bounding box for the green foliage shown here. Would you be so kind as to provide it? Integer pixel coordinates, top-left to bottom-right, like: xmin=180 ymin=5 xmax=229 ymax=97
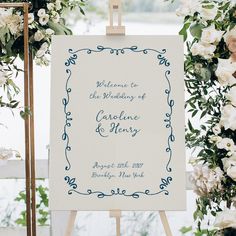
xmin=15 ymin=183 xmax=49 ymax=226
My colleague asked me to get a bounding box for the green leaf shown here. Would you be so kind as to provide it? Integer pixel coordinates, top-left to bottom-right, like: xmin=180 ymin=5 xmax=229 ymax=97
xmin=180 ymin=226 xmax=192 ymax=234
xmin=190 ymin=24 xmax=204 ymax=39
xmin=179 ymin=23 xmax=191 ymax=42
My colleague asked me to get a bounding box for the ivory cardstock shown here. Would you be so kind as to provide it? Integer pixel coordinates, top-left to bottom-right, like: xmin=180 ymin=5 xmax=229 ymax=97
xmin=50 ymin=36 xmax=185 ymax=210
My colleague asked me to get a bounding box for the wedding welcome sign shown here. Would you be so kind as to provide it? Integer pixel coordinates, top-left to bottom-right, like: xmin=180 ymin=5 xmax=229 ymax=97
xmin=50 ymin=36 xmax=185 ymax=210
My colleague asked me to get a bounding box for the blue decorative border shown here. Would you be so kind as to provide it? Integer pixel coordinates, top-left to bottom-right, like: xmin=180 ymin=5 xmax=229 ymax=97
xmin=62 ymin=46 xmax=175 ymax=198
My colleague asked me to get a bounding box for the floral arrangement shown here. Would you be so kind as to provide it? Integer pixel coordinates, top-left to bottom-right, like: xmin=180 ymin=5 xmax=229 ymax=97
xmin=177 ymin=0 xmax=236 ymax=235
xmin=0 ymin=0 xmax=85 ymax=114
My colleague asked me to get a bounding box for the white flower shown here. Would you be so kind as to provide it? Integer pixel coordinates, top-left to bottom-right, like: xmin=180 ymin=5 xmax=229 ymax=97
xmin=226 ymin=86 xmax=236 ymax=106
xmin=217 ymin=138 xmax=235 ymax=152
xmin=51 ymin=11 xmax=60 ymax=23
xmin=191 ymin=42 xmax=216 ymax=59
xmin=36 ymin=49 xmax=46 ymax=58
xmin=209 ymin=135 xmax=222 ymax=144
xmin=201 ymin=25 xmax=224 ymax=44
xmin=35 ymin=56 xmax=50 ymax=66
xmin=34 ymin=30 xmax=44 ymax=41
xmin=220 ymin=104 xmax=236 ymax=131
xmin=55 ymin=0 xmax=62 ymax=11
xmin=215 ymin=59 xmax=236 ymax=86
xmin=37 ymin=9 xmax=46 ymax=17
xmin=190 ymin=164 xmax=224 ymax=196
xmin=6 ymin=14 xmax=22 ymax=35
xmin=39 ymin=14 xmax=49 ymax=26
xmin=0 ymin=147 xmax=14 ymax=160
xmin=224 ymin=26 xmax=236 ymax=46
xmin=46 ymin=28 xmax=54 ymax=35
xmin=28 ymin=13 xmax=34 ymax=24
xmin=222 ymin=154 xmax=236 ymax=181
xmin=212 ymin=124 xmax=221 ymax=135
xmin=41 ymin=42 xmax=48 ymax=51
xmin=36 ymin=42 xmax=48 ymax=58
xmin=200 ymin=3 xmax=218 ymax=21
xmin=214 ymin=209 xmax=236 ymax=229
xmin=47 ymin=3 xmax=55 ymax=11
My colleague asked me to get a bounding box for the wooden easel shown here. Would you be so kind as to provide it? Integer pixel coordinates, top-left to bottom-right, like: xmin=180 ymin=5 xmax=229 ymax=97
xmin=64 ymin=1 xmax=173 ymax=236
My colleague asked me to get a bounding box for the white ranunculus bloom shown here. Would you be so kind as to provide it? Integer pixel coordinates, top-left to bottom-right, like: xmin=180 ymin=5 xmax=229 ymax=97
xmin=0 ymin=147 xmax=14 ymax=160
xmin=190 ymin=164 xmax=224 ymax=196
xmin=37 ymin=9 xmax=46 ymax=17
xmin=212 ymin=124 xmax=221 ymax=135
xmin=220 ymin=104 xmax=236 ymax=131
xmin=200 ymin=3 xmax=218 ymax=21
xmin=226 ymin=86 xmax=236 ymax=106
xmin=39 ymin=14 xmax=49 ymax=26
xmin=46 ymin=28 xmax=54 ymax=35
xmin=47 ymin=3 xmax=55 ymax=11
xmin=217 ymin=138 xmax=235 ymax=152
xmin=215 ymin=59 xmax=236 ymax=86
xmin=34 ymin=30 xmax=44 ymax=41
xmin=0 ymin=69 xmax=7 ymax=86
xmin=214 ymin=209 xmax=236 ymax=229
xmin=28 ymin=13 xmax=34 ymax=24
xmin=201 ymin=25 xmax=224 ymax=44
xmin=191 ymin=42 xmax=216 ymax=59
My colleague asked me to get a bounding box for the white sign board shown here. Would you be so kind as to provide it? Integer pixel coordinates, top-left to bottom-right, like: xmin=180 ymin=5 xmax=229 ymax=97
xmin=50 ymin=36 xmax=185 ymax=210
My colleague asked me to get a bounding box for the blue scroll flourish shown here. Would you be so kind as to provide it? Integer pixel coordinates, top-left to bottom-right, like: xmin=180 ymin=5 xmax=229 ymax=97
xmin=62 ymin=45 xmax=175 ymax=198
xmin=65 ymin=176 xmax=172 ymax=199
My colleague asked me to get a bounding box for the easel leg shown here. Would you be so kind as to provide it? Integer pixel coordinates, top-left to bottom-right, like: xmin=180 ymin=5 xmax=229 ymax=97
xmin=109 ymin=210 xmax=121 ymax=236
xmin=159 ymin=211 xmax=173 ymax=236
xmin=65 ymin=211 xmax=77 ymax=236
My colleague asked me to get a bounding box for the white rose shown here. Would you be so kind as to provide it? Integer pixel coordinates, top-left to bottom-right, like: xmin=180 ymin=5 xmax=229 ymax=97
xmin=51 ymin=11 xmax=60 ymax=23
xmin=200 ymin=4 xmax=218 ymax=21
xmin=55 ymin=0 xmax=62 ymax=10
xmin=201 ymin=25 xmax=224 ymax=44
xmin=226 ymin=86 xmax=236 ymax=106
xmin=46 ymin=28 xmax=54 ymax=35
xmin=214 ymin=209 xmax=236 ymax=229
xmin=222 ymin=154 xmax=236 ymax=181
xmin=0 ymin=147 xmax=14 ymax=160
xmin=37 ymin=9 xmax=46 ymax=17
xmin=36 ymin=49 xmax=45 ymax=58
xmin=224 ymin=26 xmax=236 ymax=46
xmin=212 ymin=124 xmax=221 ymax=135
xmin=215 ymin=59 xmax=236 ymax=86
xmin=34 ymin=30 xmax=44 ymax=41
xmin=28 ymin=13 xmax=34 ymax=24
xmin=40 ymin=42 xmax=48 ymax=51
xmin=191 ymin=42 xmax=216 ymax=59
xmin=220 ymin=105 xmax=236 ymax=131
xmin=39 ymin=14 xmax=49 ymax=26
xmin=47 ymin=3 xmax=55 ymax=11
xmin=217 ymin=138 xmax=235 ymax=152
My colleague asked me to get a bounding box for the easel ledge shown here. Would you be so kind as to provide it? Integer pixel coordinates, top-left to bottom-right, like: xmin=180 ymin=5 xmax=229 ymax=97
xmin=64 ymin=1 xmax=173 ymax=235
